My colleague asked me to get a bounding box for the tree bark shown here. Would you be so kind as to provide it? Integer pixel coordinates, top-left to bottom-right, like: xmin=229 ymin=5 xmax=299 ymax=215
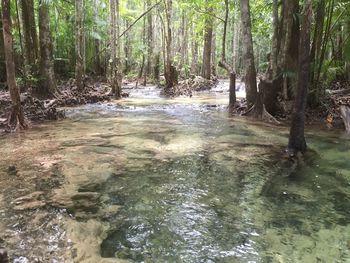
xmin=240 ymin=0 xmax=257 ymax=106
xmin=20 ymin=0 xmax=38 ymax=67
xmin=201 ymin=2 xmax=213 ymax=80
xmin=109 ymin=0 xmax=121 ymax=98
xmin=75 ymin=0 xmax=84 ymax=91
xmin=270 ymin=0 xmax=279 ymax=79
xmin=288 ymin=0 xmax=312 ymax=156
xmin=146 ymin=0 xmax=153 ymax=77
xmin=2 ymin=0 xmax=27 ymax=129
xmin=219 ymin=0 xmax=236 ymax=109
xmin=39 ymin=0 xmax=57 ymax=96
xmin=190 ymin=21 xmax=199 ymax=75
xmin=163 ymin=0 xmax=177 ymax=91
xmin=93 ymin=0 xmax=102 ymax=75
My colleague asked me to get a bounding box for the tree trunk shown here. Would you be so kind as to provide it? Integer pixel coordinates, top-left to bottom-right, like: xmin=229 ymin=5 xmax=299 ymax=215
xmin=240 ymin=0 xmax=257 ymax=106
xmin=219 ymin=0 xmax=236 ymax=109
xmin=20 ymin=0 xmax=38 ymax=68
xmin=270 ymin=0 xmax=278 ymax=79
xmin=146 ymin=0 xmax=153 ymax=78
xmin=190 ymin=21 xmax=199 ymax=75
xmin=93 ymin=0 xmax=102 ymax=75
xmin=211 ymin=31 xmax=217 ymax=77
xmin=0 ymin=18 xmax=6 ymax=84
xmin=2 ymin=0 xmax=27 ymax=129
xmin=38 ymin=0 xmax=57 ymax=96
xmin=110 ymin=0 xmax=117 ymax=94
xmin=163 ymin=0 xmax=177 ymax=92
xmin=232 ymin=12 xmax=240 ymax=72
xmin=123 ymin=18 xmax=131 ymax=74
xmin=201 ymin=3 xmax=213 ymax=80
xmin=288 ymin=0 xmax=312 ymax=156
xmin=75 ymin=0 xmax=84 ymax=91
xmin=109 ymin=0 xmax=121 ymax=99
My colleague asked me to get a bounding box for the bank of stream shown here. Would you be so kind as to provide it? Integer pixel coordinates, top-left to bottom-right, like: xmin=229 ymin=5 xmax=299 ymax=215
xmin=0 ymin=82 xmax=349 ymax=262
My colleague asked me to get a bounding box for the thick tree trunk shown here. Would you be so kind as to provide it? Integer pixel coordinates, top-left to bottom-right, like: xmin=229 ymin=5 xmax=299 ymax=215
xmin=20 ymin=0 xmax=38 ymax=67
xmin=201 ymin=3 xmax=213 ymax=80
xmin=288 ymin=0 xmax=312 ymax=156
xmin=75 ymin=0 xmax=84 ymax=91
xmin=2 ymin=0 xmax=27 ymax=129
xmin=38 ymin=0 xmax=57 ymax=96
xmin=240 ymin=0 xmax=257 ymax=106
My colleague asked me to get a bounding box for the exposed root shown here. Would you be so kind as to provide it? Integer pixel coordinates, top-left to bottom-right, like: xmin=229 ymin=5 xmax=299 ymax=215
xmin=242 ymin=92 xmax=280 ymax=125
xmin=5 ymin=105 xmax=29 ymax=132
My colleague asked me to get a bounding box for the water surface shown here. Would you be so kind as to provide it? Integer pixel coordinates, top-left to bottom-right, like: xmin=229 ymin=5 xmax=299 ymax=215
xmin=0 ymin=82 xmax=349 ymax=262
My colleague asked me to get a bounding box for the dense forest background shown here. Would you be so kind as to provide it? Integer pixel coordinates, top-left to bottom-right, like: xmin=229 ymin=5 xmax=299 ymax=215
xmin=0 ymin=0 xmax=349 ymax=152
xmin=0 ymin=0 xmax=349 ymax=92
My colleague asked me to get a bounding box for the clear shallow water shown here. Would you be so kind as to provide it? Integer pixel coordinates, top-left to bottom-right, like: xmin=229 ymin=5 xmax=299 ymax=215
xmin=0 ymin=83 xmax=349 ymax=262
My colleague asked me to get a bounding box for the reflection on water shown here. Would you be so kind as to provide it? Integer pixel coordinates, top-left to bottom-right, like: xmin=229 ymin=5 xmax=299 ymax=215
xmin=0 ymin=83 xmax=349 ymax=262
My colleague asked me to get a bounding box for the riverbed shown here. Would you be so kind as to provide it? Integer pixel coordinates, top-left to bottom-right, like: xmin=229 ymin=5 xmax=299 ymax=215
xmin=0 ymin=82 xmax=349 ymax=262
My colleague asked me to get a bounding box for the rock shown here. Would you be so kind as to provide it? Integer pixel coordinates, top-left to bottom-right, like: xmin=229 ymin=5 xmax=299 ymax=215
xmin=50 ymin=190 xmax=100 ymax=213
xmin=7 ymin=165 xmax=17 ymax=175
xmin=13 ymin=192 xmax=46 ymax=211
xmin=0 ymin=248 xmax=9 ymax=263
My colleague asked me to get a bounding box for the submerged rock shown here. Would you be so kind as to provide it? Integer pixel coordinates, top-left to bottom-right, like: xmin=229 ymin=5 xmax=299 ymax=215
xmin=12 ymin=192 xmax=46 ymax=211
xmin=0 ymin=248 xmax=9 ymax=263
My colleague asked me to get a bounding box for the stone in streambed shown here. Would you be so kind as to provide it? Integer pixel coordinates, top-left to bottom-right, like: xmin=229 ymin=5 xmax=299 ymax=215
xmin=12 ymin=191 xmax=46 ymax=211
xmin=0 ymin=248 xmax=9 ymax=263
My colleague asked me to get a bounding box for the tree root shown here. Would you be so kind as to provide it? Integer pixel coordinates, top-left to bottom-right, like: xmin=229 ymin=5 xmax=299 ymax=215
xmin=243 ymin=103 xmax=281 ymax=125
xmin=6 ymin=105 xmax=28 ymax=132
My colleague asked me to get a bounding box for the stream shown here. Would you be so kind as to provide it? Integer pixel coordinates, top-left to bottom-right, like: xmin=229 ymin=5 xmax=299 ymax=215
xmin=0 ymin=81 xmax=349 ymax=263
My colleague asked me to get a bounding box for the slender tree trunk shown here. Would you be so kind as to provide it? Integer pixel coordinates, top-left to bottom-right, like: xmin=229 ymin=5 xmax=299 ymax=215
xmin=146 ymin=0 xmax=153 ymax=78
xmin=20 ymin=0 xmax=38 ymax=68
xmin=38 ymin=0 xmax=57 ymax=95
xmin=219 ymin=0 xmax=236 ymax=108
xmin=240 ymin=0 xmax=257 ymax=106
xmin=288 ymin=0 xmax=312 ymax=156
xmin=280 ymin=0 xmax=294 ymax=100
xmin=163 ymin=0 xmax=177 ymax=91
xmin=110 ymin=0 xmax=121 ymax=98
xmin=346 ymin=19 xmax=350 ymax=82
xmin=0 ymin=17 xmax=6 ymax=83
xmin=124 ymin=18 xmax=131 ymax=74
xmin=201 ymin=2 xmax=213 ymax=80
xmin=2 ymin=0 xmax=27 ymax=129
xmin=211 ymin=31 xmax=217 ymax=77
xmin=232 ymin=13 xmax=240 ymax=72
xmin=270 ymin=0 xmax=279 ymax=79
xmin=75 ymin=0 xmax=84 ymax=91
xmin=93 ymin=0 xmax=102 ymax=75
xmin=110 ymin=0 xmax=117 ymax=94
xmin=191 ymin=21 xmax=199 ymax=75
